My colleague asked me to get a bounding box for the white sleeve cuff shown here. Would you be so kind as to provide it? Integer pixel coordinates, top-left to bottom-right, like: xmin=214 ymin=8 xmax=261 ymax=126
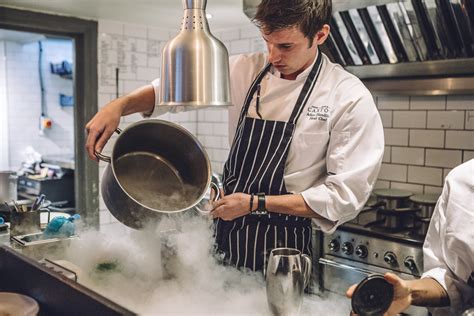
xmin=301 ymin=186 xmax=355 ymax=234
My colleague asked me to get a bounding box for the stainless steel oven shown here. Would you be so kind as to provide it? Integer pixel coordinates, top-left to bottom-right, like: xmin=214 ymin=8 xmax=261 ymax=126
xmin=311 ymin=214 xmax=429 ymax=315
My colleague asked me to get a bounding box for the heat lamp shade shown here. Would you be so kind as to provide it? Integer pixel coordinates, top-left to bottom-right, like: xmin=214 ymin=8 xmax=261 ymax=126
xmin=158 ymin=0 xmax=232 ymax=109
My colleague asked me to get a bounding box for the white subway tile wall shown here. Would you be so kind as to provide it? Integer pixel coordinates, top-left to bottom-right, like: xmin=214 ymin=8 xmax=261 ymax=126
xmin=3 ymin=39 xmax=74 ymax=170
xmin=377 ymin=95 xmax=474 ymax=194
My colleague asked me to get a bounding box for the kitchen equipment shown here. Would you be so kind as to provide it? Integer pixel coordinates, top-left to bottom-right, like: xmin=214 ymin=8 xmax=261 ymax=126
xmin=159 ymin=0 xmax=231 ymax=110
xmin=0 ymin=245 xmax=135 ymax=315
xmin=409 ymin=194 xmax=438 ymax=218
xmin=10 ymin=232 xmax=79 ymax=261
xmin=374 ymin=207 xmax=419 ymax=231
xmin=0 ymin=199 xmax=33 ymax=223
xmin=10 ymin=206 xmax=42 ymax=236
xmin=97 ymin=119 xmax=220 ymax=229
xmin=351 ymin=274 xmax=394 ymax=316
xmin=17 ymin=174 xmax=74 ymax=206
xmin=266 ymin=247 xmax=312 ymax=316
xmin=31 ymin=194 xmax=46 ymax=211
xmin=314 ymin=195 xmax=429 ymax=315
xmin=415 ymin=216 xmax=431 ymax=236
xmin=38 ymin=258 xmax=78 ymax=281
xmin=0 ymin=171 xmax=18 ymax=203
xmin=0 ymin=292 xmax=39 ymax=316
xmin=372 ymin=188 xmax=413 ymax=210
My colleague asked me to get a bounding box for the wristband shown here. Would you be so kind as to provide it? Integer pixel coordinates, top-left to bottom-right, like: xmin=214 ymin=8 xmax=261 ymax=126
xmin=252 ymin=193 xmax=268 ymax=215
xmin=249 ymin=193 xmax=254 ymax=214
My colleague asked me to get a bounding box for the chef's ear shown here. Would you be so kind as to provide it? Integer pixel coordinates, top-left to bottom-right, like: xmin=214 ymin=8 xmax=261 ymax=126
xmin=314 ymin=24 xmax=330 ymax=46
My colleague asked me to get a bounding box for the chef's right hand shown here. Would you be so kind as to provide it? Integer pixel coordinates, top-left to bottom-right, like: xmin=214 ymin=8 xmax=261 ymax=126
xmin=346 ymin=273 xmax=412 ymax=316
xmin=85 ymin=98 xmax=124 ymax=161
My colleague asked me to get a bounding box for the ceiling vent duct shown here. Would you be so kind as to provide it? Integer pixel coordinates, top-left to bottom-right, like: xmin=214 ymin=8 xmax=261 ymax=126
xmin=243 ymin=0 xmax=474 ymax=95
xmin=159 ymin=0 xmax=232 ymax=110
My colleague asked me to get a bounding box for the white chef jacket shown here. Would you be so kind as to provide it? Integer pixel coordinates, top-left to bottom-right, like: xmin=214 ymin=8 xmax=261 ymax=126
xmin=422 ymin=159 xmax=474 ymax=315
xmin=148 ymin=52 xmax=384 ymax=233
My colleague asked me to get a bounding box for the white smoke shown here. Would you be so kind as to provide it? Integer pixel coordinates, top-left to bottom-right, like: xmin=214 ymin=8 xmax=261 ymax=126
xmin=61 ymin=215 xmax=350 ymax=315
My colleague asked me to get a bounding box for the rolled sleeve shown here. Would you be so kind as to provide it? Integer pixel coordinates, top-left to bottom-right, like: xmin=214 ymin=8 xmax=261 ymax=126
xmin=142 ymin=78 xmax=188 ymax=118
xmin=301 ymin=87 xmax=384 ymax=233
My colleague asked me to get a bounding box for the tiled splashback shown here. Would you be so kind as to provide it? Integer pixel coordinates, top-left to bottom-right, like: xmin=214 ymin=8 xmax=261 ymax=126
xmin=97 ymin=19 xmax=474 ymax=228
xmin=0 ymin=39 xmax=74 ymax=170
xmin=373 ymin=95 xmax=473 ymax=194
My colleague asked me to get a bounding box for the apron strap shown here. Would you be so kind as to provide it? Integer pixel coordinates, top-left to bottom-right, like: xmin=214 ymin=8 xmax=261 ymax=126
xmin=238 ymin=63 xmax=272 ymax=124
xmin=288 ymin=51 xmax=323 ymax=124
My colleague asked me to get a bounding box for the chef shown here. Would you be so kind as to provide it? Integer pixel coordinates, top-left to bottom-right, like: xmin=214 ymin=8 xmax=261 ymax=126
xmin=86 ymin=0 xmax=384 ymax=272
xmin=347 ymin=159 xmax=474 ymax=315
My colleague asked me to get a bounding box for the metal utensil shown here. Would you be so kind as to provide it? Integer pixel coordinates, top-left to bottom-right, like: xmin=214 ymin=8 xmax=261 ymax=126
xmin=31 ymin=194 xmax=46 ymax=212
xmin=97 ymin=119 xmax=220 ymax=230
xmin=11 ymin=200 xmax=21 ymax=213
xmin=266 ymin=248 xmax=312 ymax=316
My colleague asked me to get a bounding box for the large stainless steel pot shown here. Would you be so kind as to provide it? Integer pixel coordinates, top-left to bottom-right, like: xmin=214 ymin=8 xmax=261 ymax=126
xmin=409 ymin=194 xmax=438 ymax=218
xmin=0 ymin=171 xmax=17 ymax=203
xmin=97 ymin=119 xmax=219 ymax=229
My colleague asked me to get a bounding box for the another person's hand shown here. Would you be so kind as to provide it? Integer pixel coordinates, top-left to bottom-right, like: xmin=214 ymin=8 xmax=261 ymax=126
xmin=210 ymin=193 xmax=252 ymax=221
xmin=346 ymin=273 xmax=412 ymax=316
xmin=85 ymin=99 xmax=124 ymax=161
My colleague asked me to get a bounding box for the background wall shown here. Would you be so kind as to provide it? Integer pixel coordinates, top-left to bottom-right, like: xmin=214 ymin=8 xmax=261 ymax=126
xmin=0 ymin=38 xmax=74 ymax=170
xmin=96 ymin=19 xmax=474 ymax=230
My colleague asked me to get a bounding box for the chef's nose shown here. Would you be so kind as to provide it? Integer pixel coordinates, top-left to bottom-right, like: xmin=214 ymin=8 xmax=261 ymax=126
xmin=267 ymin=45 xmax=281 ymax=64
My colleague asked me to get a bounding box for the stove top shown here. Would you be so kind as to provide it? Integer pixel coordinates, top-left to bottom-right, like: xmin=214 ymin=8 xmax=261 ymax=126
xmin=343 ymin=209 xmax=425 ymax=246
xmin=341 ymin=222 xmax=425 ymax=246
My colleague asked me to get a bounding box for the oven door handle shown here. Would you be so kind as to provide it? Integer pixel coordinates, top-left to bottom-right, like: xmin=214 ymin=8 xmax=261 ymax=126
xmin=319 ymin=257 xmax=375 ymax=276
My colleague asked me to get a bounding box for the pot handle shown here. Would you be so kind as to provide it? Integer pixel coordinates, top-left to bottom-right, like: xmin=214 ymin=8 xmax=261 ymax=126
xmin=94 ymin=128 xmax=122 ymax=163
xmin=194 ymin=182 xmax=221 ymax=215
xmin=301 ymin=254 xmax=312 ymax=289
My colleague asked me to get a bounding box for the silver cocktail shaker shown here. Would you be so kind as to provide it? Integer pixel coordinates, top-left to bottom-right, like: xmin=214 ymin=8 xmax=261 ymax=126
xmin=266 ymin=247 xmax=312 ymax=315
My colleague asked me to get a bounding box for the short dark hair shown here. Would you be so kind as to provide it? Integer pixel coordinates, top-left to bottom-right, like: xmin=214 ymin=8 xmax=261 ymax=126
xmin=253 ymin=0 xmax=332 ymax=47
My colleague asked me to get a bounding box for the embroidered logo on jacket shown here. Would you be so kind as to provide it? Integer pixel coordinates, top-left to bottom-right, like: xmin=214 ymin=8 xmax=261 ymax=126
xmin=307 ymin=105 xmax=329 ymax=121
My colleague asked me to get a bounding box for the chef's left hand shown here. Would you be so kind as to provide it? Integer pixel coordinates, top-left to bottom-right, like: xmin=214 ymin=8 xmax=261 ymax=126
xmin=346 ymin=273 xmax=412 ymax=316
xmin=211 ymin=193 xmax=251 ymax=221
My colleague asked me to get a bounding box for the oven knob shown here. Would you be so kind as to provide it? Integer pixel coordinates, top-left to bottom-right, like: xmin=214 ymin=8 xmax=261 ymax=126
xmin=404 ymin=257 xmax=417 ymax=271
xmin=384 ymin=252 xmax=397 ymax=265
xmin=328 ymin=239 xmax=340 ymax=252
xmin=341 ymin=242 xmax=353 ymax=255
xmin=355 ymin=245 xmax=368 ymax=258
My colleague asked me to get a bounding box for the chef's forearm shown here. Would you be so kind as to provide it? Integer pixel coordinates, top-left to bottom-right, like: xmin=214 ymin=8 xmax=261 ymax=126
xmin=407 ymin=278 xmax=450 ymax=307
xmin=255 ymin=194 xmax=324 ymax=219
xmin=119 ymin=84 xmax=155 ymax=116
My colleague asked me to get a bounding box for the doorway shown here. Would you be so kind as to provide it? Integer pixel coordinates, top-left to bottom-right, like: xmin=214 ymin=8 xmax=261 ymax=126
xmin=0 ymin=7 xmax=99 ymax=228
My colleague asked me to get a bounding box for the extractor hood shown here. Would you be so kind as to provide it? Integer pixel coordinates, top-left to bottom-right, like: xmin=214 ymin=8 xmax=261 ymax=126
xmin=243 ymin=0 xmax=474 ymax=95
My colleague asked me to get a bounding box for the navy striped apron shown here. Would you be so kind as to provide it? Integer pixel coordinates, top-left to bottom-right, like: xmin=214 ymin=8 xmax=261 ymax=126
xmin=215 ymin=52 xmax=323 ymax=272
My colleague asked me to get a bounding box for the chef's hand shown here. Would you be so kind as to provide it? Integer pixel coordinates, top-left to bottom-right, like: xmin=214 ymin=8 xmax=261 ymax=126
xmin=346 ymin=273 xmax=412 ymax=316
xmin=210 ymin=193 xmax=252 ymax=221
xmin=85 ymin=99 xmax=124 ymax=161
